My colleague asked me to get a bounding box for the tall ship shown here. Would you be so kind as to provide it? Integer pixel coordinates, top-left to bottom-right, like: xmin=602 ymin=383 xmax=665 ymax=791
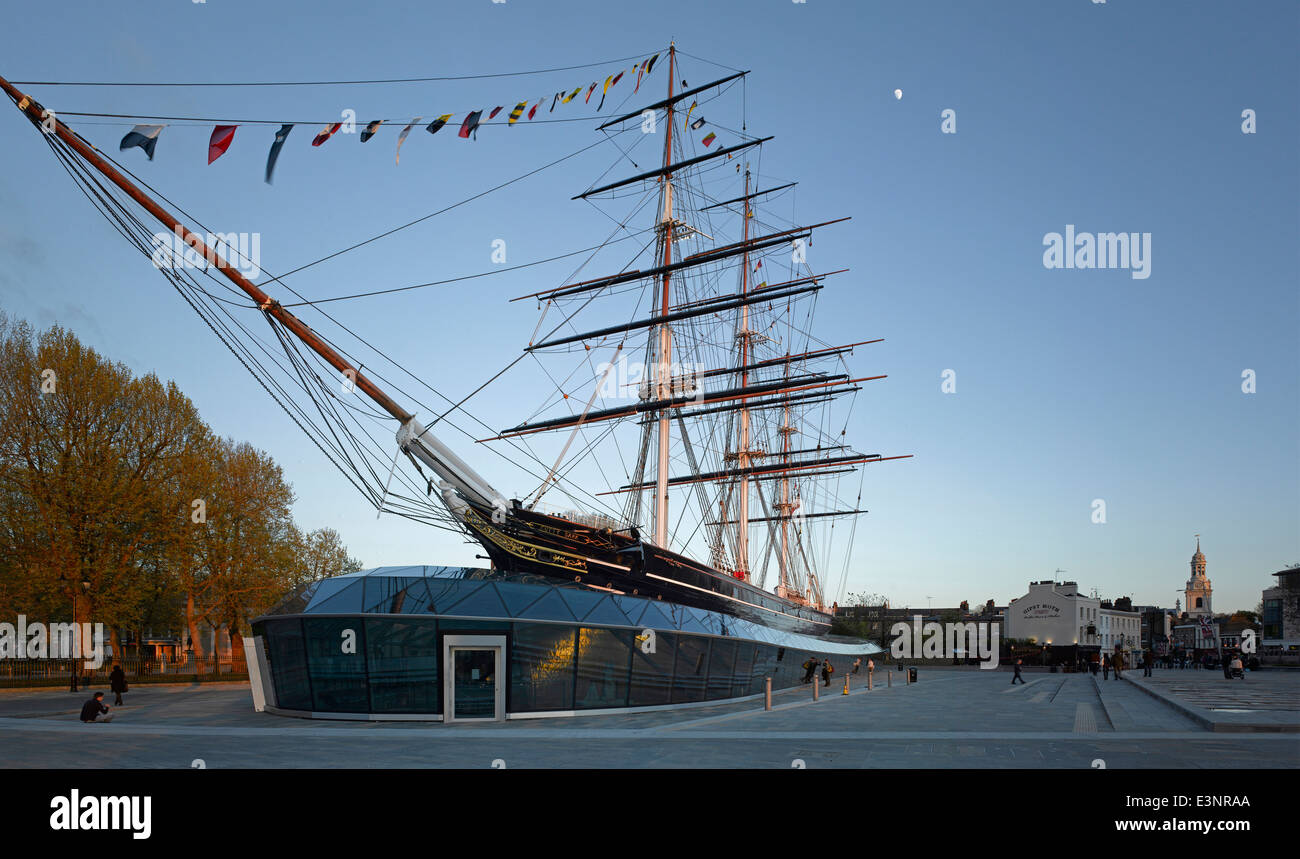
xmin=2 ymin=46 xmax=908 ymax=718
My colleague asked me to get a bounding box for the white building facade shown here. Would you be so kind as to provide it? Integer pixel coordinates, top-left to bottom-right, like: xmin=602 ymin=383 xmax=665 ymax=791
xmin=1005 ymin=580 xmax=1139 ymax=656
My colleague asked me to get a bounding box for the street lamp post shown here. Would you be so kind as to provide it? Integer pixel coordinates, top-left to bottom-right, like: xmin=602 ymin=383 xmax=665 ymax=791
xmin=68 ymin=580 xmax=90 ymax=692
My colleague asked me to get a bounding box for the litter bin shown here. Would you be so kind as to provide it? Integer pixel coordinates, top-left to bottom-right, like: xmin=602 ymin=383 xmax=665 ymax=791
xmin=907 ymin=667 xmax=917 ymax=683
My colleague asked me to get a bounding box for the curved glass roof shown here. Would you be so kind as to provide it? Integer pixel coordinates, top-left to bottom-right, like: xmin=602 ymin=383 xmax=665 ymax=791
xmin=258 ymin=565 xmax=882 ymax=656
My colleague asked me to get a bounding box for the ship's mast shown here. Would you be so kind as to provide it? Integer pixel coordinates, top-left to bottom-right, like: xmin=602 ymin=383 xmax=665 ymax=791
xmin=652 ymin=44 xmax=677 ymax=548
xmin=736 ymin=167 xmax=753 ymax=578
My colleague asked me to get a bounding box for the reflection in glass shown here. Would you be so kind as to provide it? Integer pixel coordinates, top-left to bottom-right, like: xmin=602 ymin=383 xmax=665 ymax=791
xmin=732 ymin=643 xmax=755 ymax=697
xmin=672 ymin=634 xmax=710 ymax=703
xmin=574 ymin=628 xmax=632 ymax=709
xmin=365 ymin=619 xmax=438 ymax=713
xmin=706 ymin=639 xmax=737 ymax=700
xmin=304 ymin=618 xmax=369 ymax=712
xmin=629 ymin=631 xmax=676 ymax=707
xmin=264 ymin=618 xmax=311 ymax=710
xmin=510 ymin=623 xmax=576 ymax=712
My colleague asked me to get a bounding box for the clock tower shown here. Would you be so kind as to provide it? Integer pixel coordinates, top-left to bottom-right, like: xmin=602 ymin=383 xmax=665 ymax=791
xmin=1184 ymin=536 xmax=1212 ymax=618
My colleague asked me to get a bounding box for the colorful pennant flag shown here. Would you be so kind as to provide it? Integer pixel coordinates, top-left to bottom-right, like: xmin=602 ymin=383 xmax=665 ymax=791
xmin=207 ymin=125 xmax=236 ymax=164
xmin=550 ymin=92 xmax=560 ymax=113
xmin=459 ymin=110 xmax=483 ymax=139
xmin=562 ymin=86 xmax=582 ymax=104
xmin=119 ymin=124 xmax=164 ymax=160
xmin=684 ymin=100 xmax=697 ymax=128
xmin=597 ymin=74 xmax=615 ymax=111
xmin=395 ymin=117 xmax=421 ymax=164
xmin=690 ymin=116 xmax=706 ymax=130
xmin=528 ymin=98 xmax=543 ymax=120
xmin=312 ymin=122 xmax=342 ymax=147
xmin=645 ymin=53 xmax=660 ymax=75
xmin=508 ymin=101 xmax=527 ymax=125
xmin=425 ymin=114 xmax=453 ymax=136
xmin=359 ymin=120 xmax=384 ymax=143
xmin=702 ymin=132 xmax=717 ymax=147
xmin=265 ymin=124 xmax=292 ymax=183
xmin=585 ymin=82 xmax=597 ymax=104
xmin=489 ymin=106 xmax=504 ymax=119
xmin=634 ymin=62 xmax=645 ymax=93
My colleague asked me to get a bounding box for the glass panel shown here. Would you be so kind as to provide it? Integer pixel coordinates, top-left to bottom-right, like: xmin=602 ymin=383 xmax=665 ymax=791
xmin=303 ymin=618 xmax=369 ymax=713
xmin=556 ymin=587 xmax=606 ymax=621
xmin=365 ymin=619 xmax=438 ymax=713
xmin=574 ymin=628 xmax=632 ymax=710
xmin=452 ymin=649 xmax=498 ymax=719
xmin=732 ymin=643 xmax=755 ymax=698
xmin=637 ymin=602 xmax=679 ymax=631
xmin=363 ymin=576 xmax=425 ymax=614
xmin=304 ymin=579 xmax=366 ymax=614
xmin=628 ymin=631 xmax=675 ymax=707
xmin=496 ymin=582 xmax=552 ymax=617
xmin=611 ymin=596 xmax=648 ymax=628
xmin=578 ymin=595 xmax=635 ymax=627
xmin=516 ymin=590 xmax=581 ymax=622
xmin=441 ymin=583 xmax=510 ymax=619
xmin=510 ymin=623 xmax=576 ymax=712
xmin=749 ymin=645 xmax=776 ymax=695
xmin=706 ymin=639 xmax=737 ymax=700
xmin=671 ymin=634 xmax=710 ymax=703
xmin=264 ymin=618 xmax=311 ymax=710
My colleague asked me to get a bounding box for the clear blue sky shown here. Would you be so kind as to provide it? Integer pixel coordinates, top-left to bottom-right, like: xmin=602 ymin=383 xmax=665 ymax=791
xmin=1 ymin=0 xmax=1295 ymax=615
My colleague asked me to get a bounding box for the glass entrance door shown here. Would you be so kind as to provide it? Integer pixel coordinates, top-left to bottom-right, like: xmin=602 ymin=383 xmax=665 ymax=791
xmin=452 ymin=649 xmax=497 ymax=719
xmin=443 ymin=635 xmax=506 ymax=722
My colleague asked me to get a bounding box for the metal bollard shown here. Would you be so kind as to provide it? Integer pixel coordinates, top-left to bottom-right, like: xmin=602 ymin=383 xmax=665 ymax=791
xmin=765 ymin=677 xmax=772 ymax=711
xmin=813 ymin=678 xmax=819 ymax=701
xmin=887 ymin=671 xmax=892 ymax=687
xmin=868 ymin=673 xmax=873 ymax=691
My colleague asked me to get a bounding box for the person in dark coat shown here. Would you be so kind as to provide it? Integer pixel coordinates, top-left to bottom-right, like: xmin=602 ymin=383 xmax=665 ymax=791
xmin=1011 ymin=658 xmax=1025 ymax=684
xmin=79 ymin=692 xmax=113 ymax=723
xmin=109 ymin=664 xmax=127 ymax=706
xmin=1102 ymin=654 xmax=1110 ymax=680
xmin=821 ymin=659 xmax=834 ymax=687
xmin=801 ymin=658 xmax=818 ymax=684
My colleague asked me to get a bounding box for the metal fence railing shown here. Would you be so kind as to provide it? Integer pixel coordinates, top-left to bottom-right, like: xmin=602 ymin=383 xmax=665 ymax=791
xmin=0 ymin=654 xmax=248 ymax=688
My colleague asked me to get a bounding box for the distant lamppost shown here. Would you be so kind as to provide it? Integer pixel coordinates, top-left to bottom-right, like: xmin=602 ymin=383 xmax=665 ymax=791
xmin=69 ymin=579 xmax=90 ymax=693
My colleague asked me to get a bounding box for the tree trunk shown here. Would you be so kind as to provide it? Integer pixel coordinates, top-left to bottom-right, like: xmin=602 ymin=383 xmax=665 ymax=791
xmin=185 ymin=590 xmax=206 ymax=665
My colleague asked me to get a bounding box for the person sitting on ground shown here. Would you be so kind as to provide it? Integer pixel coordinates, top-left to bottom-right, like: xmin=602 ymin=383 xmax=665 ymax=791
xmin=1230 ymin=655 xmax=1244 ymax=677
xmin=79 ymin=692 xmax=113 ymax=723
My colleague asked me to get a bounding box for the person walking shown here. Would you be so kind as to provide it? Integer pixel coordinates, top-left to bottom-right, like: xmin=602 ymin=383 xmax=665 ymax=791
xmin=1113 ymin=652 xmax=1122 ymax=679
xmin=821 ymin=659 xmax=834 ymax=687
xmin=109 ymin=664 xmax=128 ymax=706
xmin=1143 ymin=651 xmax=1153 ymax=678
xmin=79 ymin=692 xmax=113 ymax=723
xmin=852 ymin=657 xmax=862 ymax=675
xmin=1011 ymin=658 xmax=1025 ymax=684
xmin=801 ymin=657 xmax=818 ymax=684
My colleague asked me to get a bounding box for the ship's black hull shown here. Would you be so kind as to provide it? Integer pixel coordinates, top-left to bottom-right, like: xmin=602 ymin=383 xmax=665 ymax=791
xmin=458 ymin=499 xmax=833 ymax=636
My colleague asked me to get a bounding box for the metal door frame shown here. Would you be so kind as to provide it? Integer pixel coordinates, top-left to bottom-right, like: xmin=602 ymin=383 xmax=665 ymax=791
xmin=443 ymin=634 xmax=506 ymax=722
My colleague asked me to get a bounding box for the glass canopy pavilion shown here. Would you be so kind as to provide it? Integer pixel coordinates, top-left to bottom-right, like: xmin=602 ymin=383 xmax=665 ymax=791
xmin=249 ymin=566 xmax=884 ymax=721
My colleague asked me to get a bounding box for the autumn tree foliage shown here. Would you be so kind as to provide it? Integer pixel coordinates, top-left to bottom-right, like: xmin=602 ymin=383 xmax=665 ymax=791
xmin=0 ymin=313 xmax=363 ymax=656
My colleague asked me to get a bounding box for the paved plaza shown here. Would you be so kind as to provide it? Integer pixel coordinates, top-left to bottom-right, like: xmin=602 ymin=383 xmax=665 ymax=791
xmin=2 ymin=667 xmax=1295 ymax=768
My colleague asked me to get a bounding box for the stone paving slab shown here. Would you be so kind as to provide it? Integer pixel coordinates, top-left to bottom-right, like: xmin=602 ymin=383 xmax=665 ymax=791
xmin=1123 ymin=669 xmax=1300 ymax=732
